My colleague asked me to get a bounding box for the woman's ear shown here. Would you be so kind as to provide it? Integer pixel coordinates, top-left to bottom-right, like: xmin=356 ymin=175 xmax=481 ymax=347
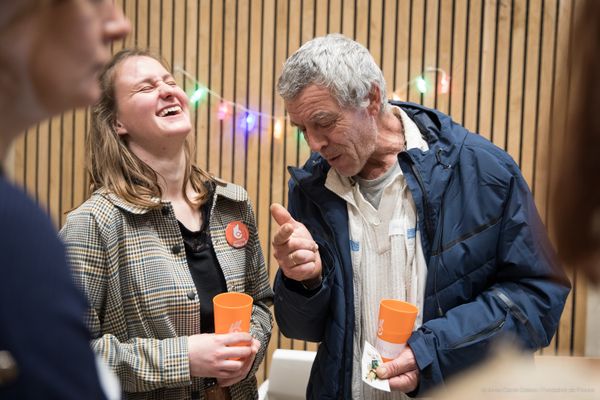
xmin=115 ymin=120 xmax=127 ymax=135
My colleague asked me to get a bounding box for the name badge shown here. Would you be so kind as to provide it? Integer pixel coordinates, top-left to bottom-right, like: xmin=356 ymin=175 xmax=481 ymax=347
xmin=225 ymin=221 xmax=249 ymax=248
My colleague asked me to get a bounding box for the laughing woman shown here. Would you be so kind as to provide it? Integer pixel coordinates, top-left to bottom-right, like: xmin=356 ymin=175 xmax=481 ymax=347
xmin=60 ymin=49 xmax=273 ymax=400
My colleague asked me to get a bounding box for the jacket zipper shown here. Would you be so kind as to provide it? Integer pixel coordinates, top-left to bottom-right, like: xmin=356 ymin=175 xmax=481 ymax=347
xmin=406 ymin=156 xmax=434 ymax=241
xmin=288 ymin=168 xmax=353 ymax=399
xmin=448 ymin=318 xmax=506 ymax=349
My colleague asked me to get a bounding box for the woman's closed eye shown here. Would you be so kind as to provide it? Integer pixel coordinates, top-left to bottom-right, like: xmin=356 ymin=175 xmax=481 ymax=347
xmin=137 ymin=85 xmax=155 ymax=93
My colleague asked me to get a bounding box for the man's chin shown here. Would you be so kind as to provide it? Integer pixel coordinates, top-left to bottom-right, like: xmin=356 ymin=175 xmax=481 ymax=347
xmin=331 ymin=165 xmax=359 ymax=178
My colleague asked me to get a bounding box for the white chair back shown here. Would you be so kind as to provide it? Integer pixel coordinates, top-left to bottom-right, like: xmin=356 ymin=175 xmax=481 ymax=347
xmin=258 ymin=349 xmax=317 ymax=400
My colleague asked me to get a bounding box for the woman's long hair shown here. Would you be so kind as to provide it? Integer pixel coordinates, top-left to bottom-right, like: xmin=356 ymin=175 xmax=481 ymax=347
xmin=87 ymin=48 xmax=212 ymax=209
xmin=552 ymin=0 xmax=600 ymax=283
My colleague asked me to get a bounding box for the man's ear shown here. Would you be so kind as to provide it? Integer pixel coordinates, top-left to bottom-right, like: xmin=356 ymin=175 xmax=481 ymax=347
xmin=366 ymin=84 xmax=382 ymax=116
xmin=115 ymin=120 xmax=127 ymax=135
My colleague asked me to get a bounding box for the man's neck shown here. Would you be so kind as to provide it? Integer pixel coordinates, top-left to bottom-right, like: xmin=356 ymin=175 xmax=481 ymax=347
xmin=358 ymin=109 xmax=405 ymax=180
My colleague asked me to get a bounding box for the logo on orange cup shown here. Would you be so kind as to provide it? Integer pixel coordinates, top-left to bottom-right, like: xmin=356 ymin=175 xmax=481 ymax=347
xmin=226 ymin=221 xmax=249 ymax=248
xmin=377 ymin=319 xmax=384 ymax=336
xmin=229 ymin=320 xmax=242 ymax=333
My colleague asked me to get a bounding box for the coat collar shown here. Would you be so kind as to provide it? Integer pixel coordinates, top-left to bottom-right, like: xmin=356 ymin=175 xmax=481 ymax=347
xmin=95 ymin=178 xmax=247 ymax=215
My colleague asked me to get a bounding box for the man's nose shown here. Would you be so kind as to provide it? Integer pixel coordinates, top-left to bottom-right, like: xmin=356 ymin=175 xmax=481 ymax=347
xmin=305 ymin=130 xmax=327 ymax=153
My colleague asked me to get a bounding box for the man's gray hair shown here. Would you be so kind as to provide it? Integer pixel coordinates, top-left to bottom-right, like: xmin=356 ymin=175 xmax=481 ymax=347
xmin=277 ymin=34 xmax=389 ymax=112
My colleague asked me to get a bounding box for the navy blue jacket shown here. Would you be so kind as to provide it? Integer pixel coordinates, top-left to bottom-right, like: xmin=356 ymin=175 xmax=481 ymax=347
xmin=0 ymin=175 xmax=106 ymax=399
xmin=273 ymin=102 xmax=570 ymax=398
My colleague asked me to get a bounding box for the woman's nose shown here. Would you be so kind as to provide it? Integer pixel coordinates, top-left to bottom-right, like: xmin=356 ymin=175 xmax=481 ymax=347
xmin=103 ymin=2 xmax=131 ymax=43
xmin=158 ymin=82 xmax=176 ymax=97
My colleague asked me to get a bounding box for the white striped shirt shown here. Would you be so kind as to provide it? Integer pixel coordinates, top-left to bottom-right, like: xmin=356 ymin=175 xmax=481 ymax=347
xmin=325 ymin=106 xmax=429 ymax=399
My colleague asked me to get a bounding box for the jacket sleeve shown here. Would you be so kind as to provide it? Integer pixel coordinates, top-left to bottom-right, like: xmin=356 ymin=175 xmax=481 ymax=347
xmin=241 ymin=200 xmax=273 ymax=381
xmin=60 ymin=209 xmax=192 ymax=393
xmin=273 ymin=180 xmax=335 ymax=342
xmin=407 ymin=174 xmax=571 ymax=396
xmin=273 ymin=263 xmax=334 ymax=342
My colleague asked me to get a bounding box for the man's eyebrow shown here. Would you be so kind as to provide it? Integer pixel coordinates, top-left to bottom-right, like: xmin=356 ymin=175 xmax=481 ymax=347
xmin=308 ymin=112 xmax=336 ymax=122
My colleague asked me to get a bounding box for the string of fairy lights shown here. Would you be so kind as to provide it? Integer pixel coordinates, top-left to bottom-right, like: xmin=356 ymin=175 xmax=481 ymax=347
xmin=174 ymin=66 xmax=450 ymax=139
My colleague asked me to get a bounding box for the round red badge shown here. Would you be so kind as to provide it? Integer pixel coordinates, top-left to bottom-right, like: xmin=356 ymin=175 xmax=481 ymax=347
xmin=225 ymin=221 xmax=249 ymax=248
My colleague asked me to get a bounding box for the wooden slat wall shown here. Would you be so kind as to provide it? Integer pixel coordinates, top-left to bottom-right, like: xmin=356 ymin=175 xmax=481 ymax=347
xmin=7 ymin=0 xmax=587 ymax=382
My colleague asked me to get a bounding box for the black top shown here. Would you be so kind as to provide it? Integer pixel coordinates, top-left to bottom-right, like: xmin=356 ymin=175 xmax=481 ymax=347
xmin=178 ymin=187 xmax=227 ymax=334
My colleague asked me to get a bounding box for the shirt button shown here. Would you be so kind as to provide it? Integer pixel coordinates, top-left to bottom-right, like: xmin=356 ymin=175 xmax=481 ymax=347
xmin=172 ymin=244 xmax=182 ymax=254
xmin=187 ymin=291 xmax=197 ymax=300
xmin=161 ymin=206 xmax=169 ymax=215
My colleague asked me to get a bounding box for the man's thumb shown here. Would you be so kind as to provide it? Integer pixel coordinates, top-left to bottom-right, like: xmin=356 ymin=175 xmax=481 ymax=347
xmin=376 ymin=359 xmax=401 ymax=379
xmin=270 ymin=203 xmax=295 ymax=226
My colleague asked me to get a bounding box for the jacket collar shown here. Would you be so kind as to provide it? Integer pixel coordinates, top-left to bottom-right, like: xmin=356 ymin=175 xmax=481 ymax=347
xmin=212 ymin=177 xmax=248 ymax=202
xmin=96 ymin=178 xmax=247 ymax=215
xmin=391 ymin=101 xmax=466 ymax=170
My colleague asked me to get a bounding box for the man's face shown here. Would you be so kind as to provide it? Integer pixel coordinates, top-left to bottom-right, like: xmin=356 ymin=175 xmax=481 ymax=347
xmin=285 ymin=85 xmax=378 ymax=177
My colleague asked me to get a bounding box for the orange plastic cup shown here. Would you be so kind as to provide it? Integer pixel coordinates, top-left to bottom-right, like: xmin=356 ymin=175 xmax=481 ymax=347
xmin=213 ymin=292 xmax=253 ymax=335
xmin=375 ymin=300 xmax=418 ymax=362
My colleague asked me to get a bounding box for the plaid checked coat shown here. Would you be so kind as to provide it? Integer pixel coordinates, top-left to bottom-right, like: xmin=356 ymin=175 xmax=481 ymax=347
xmin=60 ymin=181 xmax=273 ymax=400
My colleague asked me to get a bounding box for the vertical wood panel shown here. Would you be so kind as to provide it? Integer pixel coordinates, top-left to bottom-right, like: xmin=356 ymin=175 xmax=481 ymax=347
xmin=520 ymin=0 xmax=542 ymax=186
xmin=273 ymin=0 xmax=291 ymax=354
xmin=381 ymin=0 xmax=398 ymax=92
xmin=462 ymin=0 xmax=482 ymax=131
xmin=393 ymin=0 xmax=411 ymax=100
xmin=506 ymin=0 xmax=526 ymax=165
xmin=450 ymin=0 xmax=467 ymax=122
xmin=341 ymin=0 xmax=355 ymax=38
xmin=7 ymin=0 xmax=586 ymax=383
xmin=423 ymin=0 xmax=439 ymax=109
xmin=436 ymin=0 xmax=453 ymax=114
xmin=257 ymin=0 xmax=278 ymax=378
xmin=408 ymin=0 xmax=425 ymax=104
xmin=283 ymin=0 xmax=304 ymax=350
xmin=478 ymin=0 xmax=498 ymax=139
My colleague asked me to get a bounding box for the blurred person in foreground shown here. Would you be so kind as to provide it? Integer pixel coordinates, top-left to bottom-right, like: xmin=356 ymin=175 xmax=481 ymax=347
xmin=552 ymin=0 xmax=600 ymax=284
xmin=430 ymin=3 xmax=600 ymax=396
xmin=0 ymin=1 xmax=129 ymax=399
xmin=60 ymin=49 xmax=273 ymax=400
xmin=269 ymin=34 xmax=571 ymax=399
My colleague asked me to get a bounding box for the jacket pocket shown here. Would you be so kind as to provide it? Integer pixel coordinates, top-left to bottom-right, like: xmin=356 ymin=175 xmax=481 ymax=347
xmin=447 ymin=318 xmax=506 ymax=350
xmin=492 ymin=288 xmax=543 ymax=348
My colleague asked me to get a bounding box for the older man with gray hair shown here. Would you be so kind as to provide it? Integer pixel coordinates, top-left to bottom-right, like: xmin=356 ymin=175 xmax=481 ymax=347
xmin=270 ymin=34 xmax=569 ymax=399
